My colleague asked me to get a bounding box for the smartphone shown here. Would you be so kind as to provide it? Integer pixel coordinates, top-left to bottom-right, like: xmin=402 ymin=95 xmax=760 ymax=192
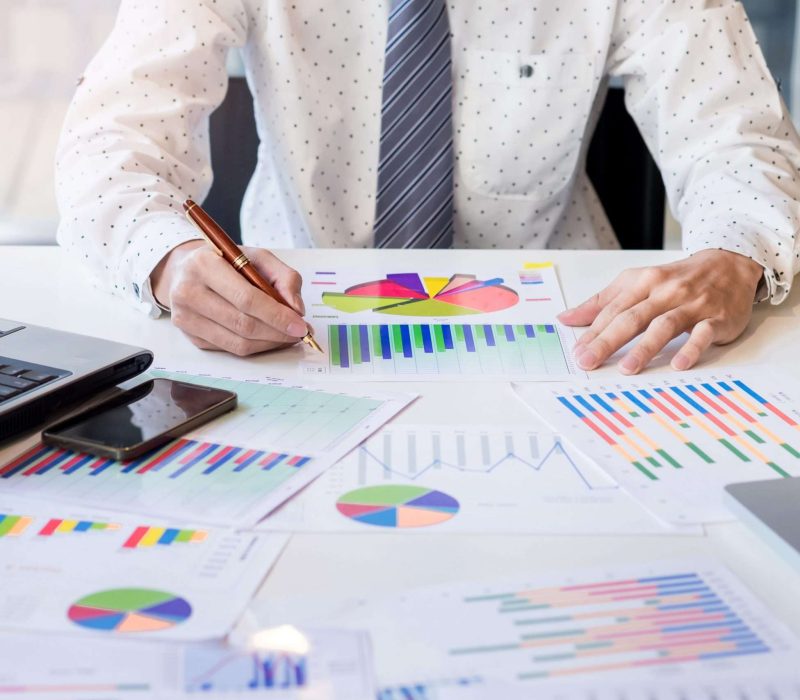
xmin=43 ymin=378 xmax=237 ymax=461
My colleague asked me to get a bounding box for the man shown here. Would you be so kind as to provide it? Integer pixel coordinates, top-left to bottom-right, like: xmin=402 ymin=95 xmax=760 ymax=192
xmin=55 ymin=0 xmax=800 ymax=373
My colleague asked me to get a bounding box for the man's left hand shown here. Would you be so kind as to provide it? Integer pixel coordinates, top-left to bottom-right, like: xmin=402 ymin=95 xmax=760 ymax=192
xmin=558 ymin=249 xmax=765 ymax=374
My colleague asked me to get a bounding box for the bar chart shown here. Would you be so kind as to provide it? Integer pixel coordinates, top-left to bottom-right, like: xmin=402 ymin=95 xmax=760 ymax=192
xmin=38 ymin=518 xmax=120 ymax=537
xmin=0 ymin=513 xmax=32 ymax=538
xmin=516 ymin=371 xmax=800 ymax=523
xmin=122 ymin=525 xmax=207 ymax=549
xmin=325 ymin=322 xmax=571 ymax=377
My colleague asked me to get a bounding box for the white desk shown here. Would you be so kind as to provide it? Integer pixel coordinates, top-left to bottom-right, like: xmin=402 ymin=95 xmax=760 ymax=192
xmin=3 ymin=246 xmax=800 ymax=637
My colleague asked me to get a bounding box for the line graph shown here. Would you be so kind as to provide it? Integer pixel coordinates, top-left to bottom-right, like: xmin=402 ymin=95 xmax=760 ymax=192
xmin=260 ymin=426 xmax=682 ymax=535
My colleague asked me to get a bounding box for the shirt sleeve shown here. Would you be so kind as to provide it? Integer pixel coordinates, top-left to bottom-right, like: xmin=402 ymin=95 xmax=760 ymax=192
xmin=55 ymin=0 xmax=248 ymax=317
xmin=607 ymin=0 xmax=800 ymax=304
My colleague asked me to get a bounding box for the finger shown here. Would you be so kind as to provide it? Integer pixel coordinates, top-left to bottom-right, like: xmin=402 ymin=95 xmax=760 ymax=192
xmin=247 ymin=248 xmax=306 ymax=315
xmin=198 ymin=255 xmax=309 ymax=338
xmin=174 ymin=308 xmax=298 ymax=356
xmin=575 ymin=299 xmax=665 ymax=371
xmin=671 ymin=319 xmax=716 ymax=371
xmin=557 ymin=272 xmax=632 ymax=327
xmin=174 ymin=285 xmax=298 ymax=345
xmin=617 ymin=309 xmax=692 ymax=375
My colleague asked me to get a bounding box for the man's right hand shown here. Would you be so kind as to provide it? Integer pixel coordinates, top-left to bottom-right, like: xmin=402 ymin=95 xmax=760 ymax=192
xmin=151 ymin=241 xmax=310 ymax=356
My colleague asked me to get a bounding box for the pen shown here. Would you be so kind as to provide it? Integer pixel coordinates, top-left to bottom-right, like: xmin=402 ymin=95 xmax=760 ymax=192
xmin=183 ymin=199 xmax=324 ymax=354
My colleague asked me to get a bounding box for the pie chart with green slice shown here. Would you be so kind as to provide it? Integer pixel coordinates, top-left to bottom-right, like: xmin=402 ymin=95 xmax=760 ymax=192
xmin=322 ymin=273 xmax=518 ymax=316
xmin=336 ymin=485 xmax=460 ymax=528
xmin=67 ymin=587 xmax=192 ymax=633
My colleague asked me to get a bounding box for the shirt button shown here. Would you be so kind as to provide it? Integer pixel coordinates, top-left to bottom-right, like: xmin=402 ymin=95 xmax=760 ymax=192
xmin=133 ymin=283 xmax=140 ymax=298
xmin=519 ymin=65 xmax=534 ymax=79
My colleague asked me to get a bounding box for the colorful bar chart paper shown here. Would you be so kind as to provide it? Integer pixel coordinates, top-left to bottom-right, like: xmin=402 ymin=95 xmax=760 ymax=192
xmin=38 ymin=518 xmax=121 ymax=536
xmin=123 ymin=526 xmax=208 ymax=549
xmin=515 ymin=371 xmax=800 ymax=524
xmin=0 ymin=513 xmax=32 ymax=538
xmin=326 ymin=323 xmax=570 ymax=377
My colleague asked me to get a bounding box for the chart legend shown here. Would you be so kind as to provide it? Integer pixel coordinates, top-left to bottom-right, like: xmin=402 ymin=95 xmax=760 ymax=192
xmin=123 ymin=526 xmax=208 ymax=549
xmin=326 ymin=322 xmax=570 ymax=377
xmin=68 ymin=588 xmax=192 ymax=634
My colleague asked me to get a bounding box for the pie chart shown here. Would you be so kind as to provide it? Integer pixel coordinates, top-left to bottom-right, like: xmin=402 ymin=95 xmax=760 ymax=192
xmin=68 ymin=587 xmax=192 ymax=633
xmin=336 ymin=485 xmax=460 ymax=528
xmin=322 ymin=273 xmax=518 ymax=316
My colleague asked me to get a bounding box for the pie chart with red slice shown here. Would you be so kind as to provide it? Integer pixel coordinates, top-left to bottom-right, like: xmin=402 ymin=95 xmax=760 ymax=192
xmin=336 ymin=485 xmax=460 ymax=528
xmin=68 ymin=587 xmax=192 ymax=633
xmin=322 ymin=273 xmax=518 ymax=316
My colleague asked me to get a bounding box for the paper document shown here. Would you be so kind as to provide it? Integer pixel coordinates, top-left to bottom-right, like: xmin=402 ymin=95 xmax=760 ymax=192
xmin=261 ymin=425 xmax=699 ymax=535
xmin=0 ymin=498 xmax=287 ymax=641
xmin=297 ymin=262 xmax=581 ymax=380
xmin=0 ymin=369 xmax=414 ymax=527
xmin=251 ymin=561 xmax=800 ymax=693
xmin=514 ymin=369 xmax=800 ymax=524
xmin=0 ymin=628 xmax=375 ymax=699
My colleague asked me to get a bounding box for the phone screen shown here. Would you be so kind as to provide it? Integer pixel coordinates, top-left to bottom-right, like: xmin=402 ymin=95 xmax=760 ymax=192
xmin=48 ymin=378 xmax=233 ymax=449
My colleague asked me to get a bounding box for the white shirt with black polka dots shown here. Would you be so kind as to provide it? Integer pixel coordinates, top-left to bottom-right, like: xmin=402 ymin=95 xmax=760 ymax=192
xmin=55 ymin=0 xmax=800 ymax=316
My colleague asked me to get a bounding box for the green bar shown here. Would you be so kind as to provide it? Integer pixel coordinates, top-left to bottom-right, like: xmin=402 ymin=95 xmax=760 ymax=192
xmin=465 ymin=592 xmax=515 ymax=602
xmin=680 ymin=422 xmax=691 ymax=429
xmin=514 ymin=615 xmax=571 ymax=626
xmin=392 ymin=325 xmax=403 ymax=353
xmin=576 ymin=641 xmax=613 ymax=650
xmin=646 ymin=456 xmax=661 ymax=468
xmin=475 ymin=325 xmax=485 ymax=340
xmin=329 ymin=326 xmax=341 ymax=367
xmin=687 ymin=442 xmax=714 ymax=463
xmin=349 ymin=325 xmax=361 ymax=364
xmin=630 ymin=412 xmax=640 ymax=418
xmin=719 ymin=438 xmax=750 ymax=463
xmin=656 ymin=448 xmax=682 ymax=470
xmin=521 ymin=628 xmax=585 ymax=641
xmin=767 ymin=462 xmax=791 ymax=478
xmin=632 ymin=461 xmax=658 ymax=481
xmin=0 ymin=515 xmax=19 ymax=538
xmin=90 ymin=522 xmax=107 ymax=530
xmin=413 ymin=324 xmax=423 ymax=349
xmin=532 ymin=652 xmax=577 ymax=662
xmin=781 ymin=443 xmax=800 ymax=458
xmin=498 ymin=603 xmax=549 ymax=613
xmin=745 ymin=430 xmax=766 ymax=444
xmin=516 ymin=324 xmax=526 ymax=337
xmin=450 ymin=643 xmax=520 ymax=655
xmin=371 ymin=325 xmax=382 ymax=356
xmin=455 ymin=325 xmax=465 ymax=341
xmin=175 ymin=529 xmax=193 ymax=543
xmin=433 ymin=324 xmax=446 ymax=352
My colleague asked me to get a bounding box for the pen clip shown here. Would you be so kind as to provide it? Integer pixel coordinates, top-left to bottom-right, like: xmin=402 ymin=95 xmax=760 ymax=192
xmin=185 ymin=209 xmax=223 ymax=257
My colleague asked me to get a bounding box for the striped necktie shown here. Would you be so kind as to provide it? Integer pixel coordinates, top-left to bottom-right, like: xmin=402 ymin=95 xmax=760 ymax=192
xmin=373 ymin=0 xmax=454 ymax=249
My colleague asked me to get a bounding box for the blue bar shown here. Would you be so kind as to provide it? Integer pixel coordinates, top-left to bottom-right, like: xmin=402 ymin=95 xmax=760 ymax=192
xmin=574 ymin=395 xmax=599 ymax=415
xmin=557 ymin=396 xmax=585 ymax=418
xmin=702 ymin=382 xmax=722 ymax=396
xmin=733 ymin=380 xmax=768 ymax=405
xmin=173 ymin=443 xmax=219 ymax=476
xmin=622 ymin=390 xmax=652 ymax=414
xmin=463 ymin=326 xmax=476 ymax=352
xmin=545 ymin=324 xmax=555 ymax=333
xmin=524 ymin=325 xmax=535 ymax=338
xmin=671 ymin=386 xmax=707 ymax=413
xmin=698 ymin=648 xmax=770 ymax=661
xmin=421 ymin=325 xmax=433 ymax=354
xmin=589 ymin=393 xmax=616 ymax=414
xmin=379 ymin=325 xmax=392 ymax=360
xmin=74 ymin=521 xmax=92 ymax=532
xmin=65 ymin=455 xmax=96 ymax=475
xmin=719 ymin=381 xmax=733 ymax=392
xmin=234 ymin=450 xmax=265 ymax=472
xmin=359 ymin=325 xmax=370 ymax=362
xmin=504 ymin=325 xmax=515 ymax=341
xmin=1 ymin=447 xmax=52 ymax=478
xmin=442 ymin=324 xmax=454 ymax=349
xmin=90 ymin=459 xmax=116 ymax=475
xmin=650 ymin=585 xmax=715 ymax=597
xmin=38 ymin=452 xmax=73 ymax=475
xmin=483 ymin=325 xmax=495 ymax=346
xmin=159 ymin=528 xmax=179 ymax=545
xmin=294 ymin=456 xmax=311 ymax=467
xmin=400 ymin=325 xmax=412 ymax=358
xmin=338 ymin=325 xmax=350 ymax=368
xmin=262 ymin=454 xmax=286 ymax=471
xmin=150 ymin=441 xmax=196 ymax=473
xmin=663 ymin=620 xmax=741 ymax=633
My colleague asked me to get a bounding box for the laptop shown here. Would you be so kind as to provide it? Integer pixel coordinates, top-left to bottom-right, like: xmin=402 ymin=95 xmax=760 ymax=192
xmin=0 ymin=318 xmax=153 ymax=440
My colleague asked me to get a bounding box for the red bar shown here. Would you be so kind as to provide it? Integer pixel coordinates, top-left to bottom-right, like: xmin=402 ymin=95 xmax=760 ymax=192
xmin=180 ymin=442 xmax=210 ymax=464
xmin=38 ymin=519 xmax=61 ymax=536
xmin=23 ymin=449 xmax=65 ymax=476
xmin=764 ymin=402 xmax=798 ymax=427
xmin=580 ymin=416 xmax=616 ymax=446
xmin=716 ymin=393 xmax=755 ymax=422
xmin=0 ymin=443 xmax=47 ymax=476
xmin=646 ymin=395 xmax=680 ymax=422
xmin=60 ymin=454 xmax=87 ymax=472
xmin=210 ymin=445 xmax=235 ymax=465
xmin=604 ymin=405 xmax=634 ymax=429
xmin=137 ymin=440 xmax=189 ymax=474
xmin=123 ymin=526 xmax=149 ymax=549
xmin=561 ymin=578 xmax=639 ymax=592
xmin=703 ymin=412 xmax=736 ymax=437
xmin=691 ymin=389 xmax=726 ymax=415
xmin=589 ymin=584 xmax=660 ymax=597
xmin=260 ymin=451 xmax=279 ymax=466
xmin=587 ymin=409 xmax=624 ymax=436
xmin=658 ymin=390 xmax=691 ymax=416
xmin=235 ymin=449 xmax=256 ymax=465
xmin=288 ymin=455 xmax=303 ymax=466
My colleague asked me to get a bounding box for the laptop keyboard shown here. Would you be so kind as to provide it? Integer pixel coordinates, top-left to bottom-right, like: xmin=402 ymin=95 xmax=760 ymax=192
xmin=0 ymin=357 xmax=70 ymax=404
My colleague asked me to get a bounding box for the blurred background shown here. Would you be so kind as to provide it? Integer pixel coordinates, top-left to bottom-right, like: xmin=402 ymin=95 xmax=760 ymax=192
xmin=1 ymin=0 xmax=798 ymax=247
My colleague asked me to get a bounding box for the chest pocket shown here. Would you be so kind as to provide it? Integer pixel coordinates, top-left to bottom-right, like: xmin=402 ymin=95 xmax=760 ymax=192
xmin=454 ymin=49 xmax=597 ymax=201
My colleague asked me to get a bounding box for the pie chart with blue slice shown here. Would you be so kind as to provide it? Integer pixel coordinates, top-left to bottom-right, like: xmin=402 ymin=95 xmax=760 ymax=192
xmin=322 ymin=273 xmax=519 ymax=316
xmin=68 ymin=587 xmax=192 ymax=633
xmin=336 ymin=485 xmax=460 ymax=528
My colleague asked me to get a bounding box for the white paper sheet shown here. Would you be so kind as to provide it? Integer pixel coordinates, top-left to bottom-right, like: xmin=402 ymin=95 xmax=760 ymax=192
xmin=0 ymin=497 xmax=287 ymax=641
xmin=513 ymin=369 xmax=800 ymax=524
xmin=296 ymin=262 xmax=583 ymax=381
xmin=260 ymin=425 xmax=700 ymax=535
xmin=0 ymin=369 xmax=415 ymax=527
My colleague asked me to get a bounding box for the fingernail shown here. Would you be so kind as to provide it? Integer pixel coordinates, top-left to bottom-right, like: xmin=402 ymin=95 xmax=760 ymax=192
xmin=288 ymin=321 xmax=307 ymax=337
xmin=576 ymin=350 xmax=598 ymax=370
xmin=672 ymin=353 xmax=691 ymax=371
xmin=619 ymin=356 xmax=640 ymax=375
xmin=293 ymin=295 xmax=306 ymax=315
